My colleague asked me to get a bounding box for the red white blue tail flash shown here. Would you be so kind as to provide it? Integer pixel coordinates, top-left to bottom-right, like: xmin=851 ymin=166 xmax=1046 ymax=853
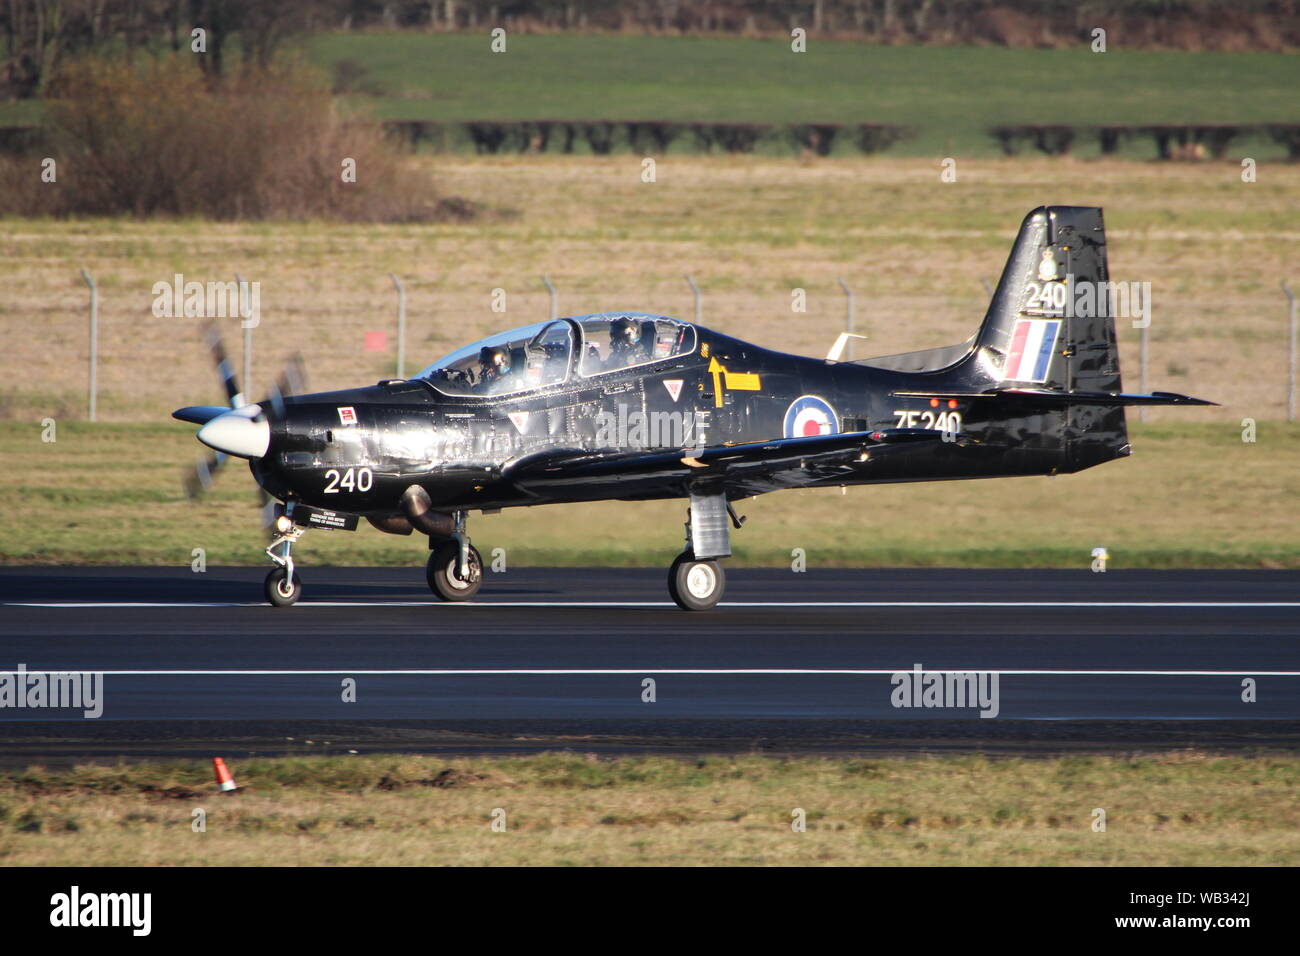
xmin=1004 ymin=318 xmax=1061 ymax=383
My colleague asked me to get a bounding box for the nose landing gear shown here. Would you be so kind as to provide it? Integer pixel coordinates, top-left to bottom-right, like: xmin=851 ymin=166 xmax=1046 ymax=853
xmin=264 ymin=520 xmax=306 ymax=607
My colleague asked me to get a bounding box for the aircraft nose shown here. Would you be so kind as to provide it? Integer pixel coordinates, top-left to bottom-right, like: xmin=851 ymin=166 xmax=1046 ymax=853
xmin=197 ymin=405 xmax=270 ymax=459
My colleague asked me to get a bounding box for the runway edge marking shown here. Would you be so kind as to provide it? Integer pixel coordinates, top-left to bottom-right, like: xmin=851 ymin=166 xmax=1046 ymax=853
xmin=5 ymin=668 xmax=1299 ymax=677
xmin=8 ymin=601 xmax=1300 ymax=609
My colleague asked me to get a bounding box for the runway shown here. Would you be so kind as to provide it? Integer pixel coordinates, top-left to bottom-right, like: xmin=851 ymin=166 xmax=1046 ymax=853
xmin=1 ymin=566 xmax=1297 ymax=751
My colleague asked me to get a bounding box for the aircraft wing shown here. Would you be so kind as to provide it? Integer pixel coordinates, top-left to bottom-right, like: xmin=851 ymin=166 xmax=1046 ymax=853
xmin=502 ymin=428 xmax=950 ymax=497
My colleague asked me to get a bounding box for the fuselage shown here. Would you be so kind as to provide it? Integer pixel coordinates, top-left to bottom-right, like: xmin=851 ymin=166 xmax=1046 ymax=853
xmin=251 ymin=315 xmax=1099 ymax=517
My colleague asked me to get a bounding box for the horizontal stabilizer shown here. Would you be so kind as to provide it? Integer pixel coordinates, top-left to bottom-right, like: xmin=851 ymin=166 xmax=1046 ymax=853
xmin=891 ymin=389 xmax=1216 ymax=407
xmin=999 ymin=388 xmax=1217 ymax=407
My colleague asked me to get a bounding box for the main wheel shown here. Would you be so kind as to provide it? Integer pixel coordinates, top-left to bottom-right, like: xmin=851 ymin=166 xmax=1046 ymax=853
xmin=264 ymin=567 xmax=302 ymax=607
xmin=667 ymin=551 xmax=725 ymax=611
xmin=427 ymin=541 xmax=484 ymax=601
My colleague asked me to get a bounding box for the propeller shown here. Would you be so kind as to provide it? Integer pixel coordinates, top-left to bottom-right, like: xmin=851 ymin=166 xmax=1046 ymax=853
xmin=175 ymin=321 xmax=308 ymax=535
xmin=179 ymin=322 xmax=244 ymax=499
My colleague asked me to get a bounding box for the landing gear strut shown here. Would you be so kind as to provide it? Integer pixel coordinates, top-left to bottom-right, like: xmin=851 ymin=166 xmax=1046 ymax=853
xmin=666 ymin=490 xmax=738 ymax=611
xmin=264 ymin=517 xmax=305 ymax=607
xmin=426 ymin=510 xmax=483 ymax=601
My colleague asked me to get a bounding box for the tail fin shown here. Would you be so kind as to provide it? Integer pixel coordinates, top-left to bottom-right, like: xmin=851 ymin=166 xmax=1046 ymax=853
xmin=974 ymin=205 xmax=1121 ymax=395
xmin=977 ymin=206 xmax=1128 ymax=470
xmin=890 ymin=207 xmax=1212 ymax=470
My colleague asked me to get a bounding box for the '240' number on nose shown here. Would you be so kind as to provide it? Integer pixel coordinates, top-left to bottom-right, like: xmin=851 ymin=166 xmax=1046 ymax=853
xmin=323 ymin=467 xmax=373 ymax=493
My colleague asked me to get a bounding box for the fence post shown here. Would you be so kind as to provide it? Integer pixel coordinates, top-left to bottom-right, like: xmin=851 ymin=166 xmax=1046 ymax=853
xmin=836 ymin=278 xmax=855 ymax=361
xmin=236 ymin=273 xmax=251 ymax=398
xmin=390 ymin=273 xmax=407 ymax=378
xmin=80 ymin=269 xmax=97 ymax=422
xmin=685 ymin=274 xmax=702 ymax=324
xmin=1137 ymin=320 xmax=1150 ymax=423
xmin=541 ymin=275 xmax=557 ymax=320
xmin=1284 ymin=281 xmax=1297 ymax=422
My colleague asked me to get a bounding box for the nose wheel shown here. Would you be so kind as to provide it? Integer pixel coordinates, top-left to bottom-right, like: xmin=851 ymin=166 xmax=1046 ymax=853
xmin=264 ymin=566 xmax=303 ymax=607
xmin=427 ymin=540 xmax=483 ymax=601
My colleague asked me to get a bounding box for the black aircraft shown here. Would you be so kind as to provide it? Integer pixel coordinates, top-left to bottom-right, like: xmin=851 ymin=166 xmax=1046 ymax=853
xmin=174 ymin=206 xmax=1212 ymax=609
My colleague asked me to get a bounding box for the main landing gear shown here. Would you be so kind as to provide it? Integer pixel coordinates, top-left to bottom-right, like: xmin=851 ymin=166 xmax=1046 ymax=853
xmin=667 ymin=552 xmax=725 ymax=611
xmin=260 ymin=496 xmax=741 ymax=611
xmin=425 ymin=510 xmax=483 ymax=601
xmin=666 ymin=490 xmax=743 ymax=611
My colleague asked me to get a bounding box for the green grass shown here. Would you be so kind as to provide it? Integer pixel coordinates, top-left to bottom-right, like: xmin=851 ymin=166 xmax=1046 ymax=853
xmin=3 ymin=35 xmax=1295 ymax=156
xmin=2 ymin=421 xmax=1298 ymax=568
xmin=2 ymin=752 xmax=1297 ymax=865
xmin=306 ymin=35 xmax=1300 ymax=124
xmin=303 ymin=34 xmax=1300 ymax=157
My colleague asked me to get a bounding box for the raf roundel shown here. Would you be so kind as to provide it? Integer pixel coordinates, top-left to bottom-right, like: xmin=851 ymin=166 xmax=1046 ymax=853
xmin=783 ymin=395 xmax=838 ymax=438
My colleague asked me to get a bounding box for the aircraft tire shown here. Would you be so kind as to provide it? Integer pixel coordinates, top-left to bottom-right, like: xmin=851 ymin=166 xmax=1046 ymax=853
xmin=427 ymin=541 xmax=484 ymax=601
xmin=667 ymin=552 xmax=725 ymax=611
xmin=264 ymin=567 xmax=302 ymax=607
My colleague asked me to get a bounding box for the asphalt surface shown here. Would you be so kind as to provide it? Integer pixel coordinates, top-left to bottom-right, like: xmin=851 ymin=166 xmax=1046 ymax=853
xmin=0 ymin=566 xmax=1297 ymax=758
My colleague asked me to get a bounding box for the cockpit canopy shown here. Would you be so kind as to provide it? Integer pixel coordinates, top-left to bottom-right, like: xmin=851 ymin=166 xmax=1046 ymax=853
xmin=415 ymin=314 xmax=697 ymax=396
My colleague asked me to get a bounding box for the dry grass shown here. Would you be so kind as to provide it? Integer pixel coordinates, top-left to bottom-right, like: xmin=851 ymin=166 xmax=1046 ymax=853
xmin=1 ymin=419 xmax=1298 ymax=566
xmin=1 ymin=156 xmax=1297 ymax=567
xmin=0 ymin=156 xmax=1296 ymax=422
xmin=1 ymin=752 xmax=1296 ymax=866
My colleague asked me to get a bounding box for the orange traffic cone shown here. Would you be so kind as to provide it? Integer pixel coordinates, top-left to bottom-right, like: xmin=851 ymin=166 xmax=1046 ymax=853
xmin=213 ymin=757 xmax=240 ymax=793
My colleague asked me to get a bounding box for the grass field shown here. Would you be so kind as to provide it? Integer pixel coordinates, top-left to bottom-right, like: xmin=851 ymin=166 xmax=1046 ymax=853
xmin=3 ymin=156 xmax=1297 ymax=423
xmin=1 ymin=419 xmax=1297 ymax=568
xmin=1 ymin=155 xmax=1297 ymax=567
xmin=304 ymin=35 xmax=1300 ymax=157
xmin=2 ymin=752 xmax=1296 ymax=865
xmin=3 ymin=36 xmax=1296 ymax=157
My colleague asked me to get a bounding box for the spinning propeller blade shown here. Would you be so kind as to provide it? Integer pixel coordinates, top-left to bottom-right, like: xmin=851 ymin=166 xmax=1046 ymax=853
xmin=177 ymin=322 xmax=308 ymax=508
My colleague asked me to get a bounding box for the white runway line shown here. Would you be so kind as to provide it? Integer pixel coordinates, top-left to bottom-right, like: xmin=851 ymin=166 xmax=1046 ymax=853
xmin=3 ymin=668 xmax=1298 ymax=677
xmin=8 ymin=600 xmax=1300 ymax=609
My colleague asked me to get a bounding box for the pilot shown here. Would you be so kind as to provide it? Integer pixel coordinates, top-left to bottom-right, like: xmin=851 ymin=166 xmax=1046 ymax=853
xmin=607 ymin=316 xmax=645 ymax=368
xmin=477 ymin=346 xmax=512 ymax=390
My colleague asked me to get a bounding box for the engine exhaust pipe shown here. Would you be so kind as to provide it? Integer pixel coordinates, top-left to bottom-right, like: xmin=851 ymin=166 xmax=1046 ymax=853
xmin=366 ymin=515 xmax=413 ymax=536
xmin=398 ymin=485 xmax=456 ymax=538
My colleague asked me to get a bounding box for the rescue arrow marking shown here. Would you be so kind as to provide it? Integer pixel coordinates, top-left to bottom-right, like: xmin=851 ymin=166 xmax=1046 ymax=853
xmin=708 ymin=357 xmax=761 ymax=408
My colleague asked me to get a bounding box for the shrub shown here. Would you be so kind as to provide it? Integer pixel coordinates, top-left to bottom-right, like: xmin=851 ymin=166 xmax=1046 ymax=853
xmin=1 ymin=55 xmax=462 ymax=222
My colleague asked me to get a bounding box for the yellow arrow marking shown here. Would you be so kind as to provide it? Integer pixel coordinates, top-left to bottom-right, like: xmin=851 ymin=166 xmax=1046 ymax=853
xmin=708 ymin=357 xmax=762 ymax=408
